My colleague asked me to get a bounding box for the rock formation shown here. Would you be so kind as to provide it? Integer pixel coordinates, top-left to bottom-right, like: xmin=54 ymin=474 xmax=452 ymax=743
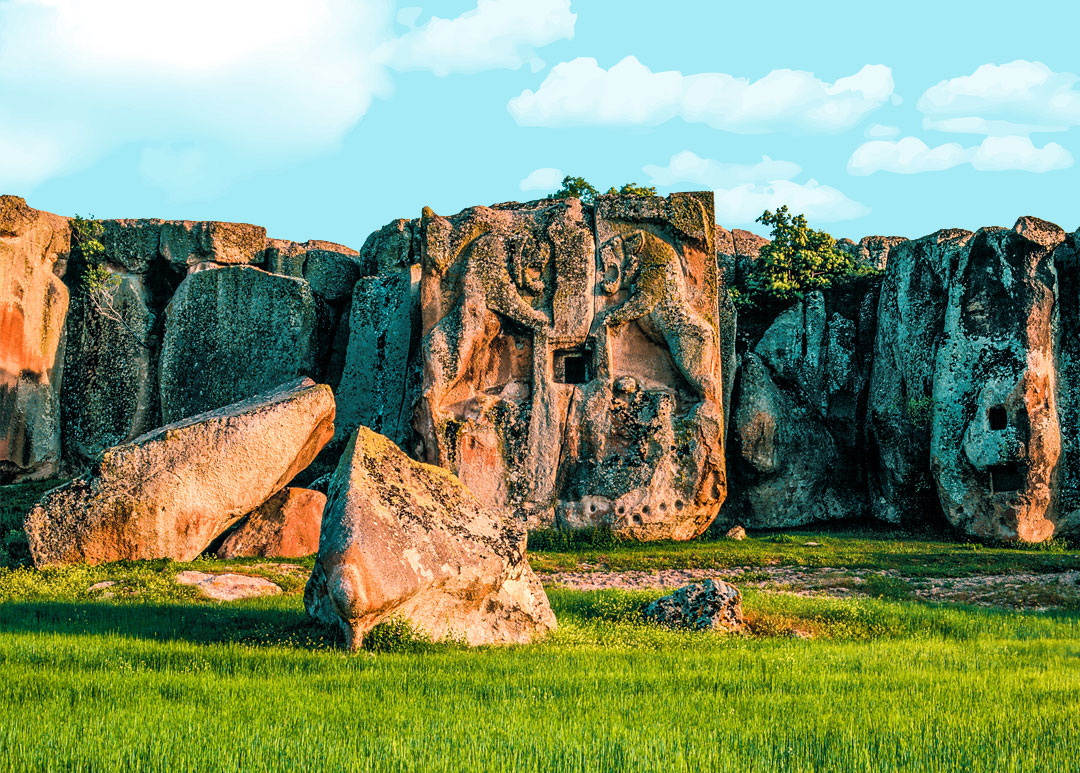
xmin=25 ymin=378 xmax=334 ymax=566
xmin=643 ymin=579 xmax=744 ymax=632
xmin=0 ymin=196 xmax=70 ymax=481
xmin=7 ymin=191 xmax=1080 ymax=544
xmin=724 ymin=279 xmax=879 ymax=528
xmin=931 ymin=220 xmax=1063 ymax=541
xmin=305 ymin=427 xmax=556 ymax=649
xmin=214 ymin=487 xmax=325 ymax=559
xmin=412 ymin=193 xmax=725 ymax=540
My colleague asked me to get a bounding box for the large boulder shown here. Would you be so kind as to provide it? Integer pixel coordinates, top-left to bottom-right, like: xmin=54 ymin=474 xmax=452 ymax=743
xmin=867 ymin=229 xmax=974 ymax=525
xmin=931 ymin=220 xmax=1063 ymax=541
xmin=159 ymin=221 xmax=267 ymax=268
xmin=305 ymin=427 xmax=556 ymax=650
xmin=0 ymin=196 xmax=70 ymax=482
xmin=215 ymin=487 xmax=325 ymax=558
xmin=416 ymin=193 xmax=726 ymax=540
xmin=725 ymin=281 xmax=880 ymax=527
xmin=333 ymin=265 xmax=421 ymax=451
xmin=159 ymin=266 xmax=318 ymax=423
xmin=25 ymin=378 xmax=334 ymax=566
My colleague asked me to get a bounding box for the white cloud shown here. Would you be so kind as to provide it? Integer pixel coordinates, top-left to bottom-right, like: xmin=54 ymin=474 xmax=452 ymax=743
xmin=382 ymin=0 xmax=575 ymax=77
xmin=866 ymin=123 xmax=901 ymax=138
xmin=0 ymin=0 xmax=395 ymax=194
xmin=848 ymin=137 xmax=971 ymax=175
xmin=971 ymin=136 xmax=1073 ymax=172
xmin=918 ymin=60 xmax=1080 ymax=135
xmin=508 ymin=56 xmax=894 ymax=133
xmin=644 ymin=151 xmax=868 ymax=226
xmin=848 ymin=135 xmax=1073 ymax=175
xmin=643 ymin=151 xmax=801 ymax=188
xmin=520 ymin=167 xmax=564 ymax=192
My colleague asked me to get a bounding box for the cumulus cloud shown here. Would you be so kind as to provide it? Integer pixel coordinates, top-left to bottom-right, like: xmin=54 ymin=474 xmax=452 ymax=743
xmin=508 ymin=56 xmax=894 ymax=133
xmin=644 ymin=151 xmax=869 ymax=226
xmin=866 ymin=123 xmax=901 ymax=138
xmin=848 ymin=135 xmax=1073 ymax=175
xmin=382 ymin=0 xmax=575 ymax=77
xmin=519 ymin=167 xmax=564 ymax=192
xmin=0 ymin=0 xmax=395 ymax=194
xmin=918 ymin=60 xmax=1080 ymax=135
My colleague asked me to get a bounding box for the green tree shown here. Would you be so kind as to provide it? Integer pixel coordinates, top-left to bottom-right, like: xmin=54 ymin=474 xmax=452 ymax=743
xmin=547 ymin=176 xmax=656 ymax=204
xmin=736 ymin=206 xmax=870 ymax=308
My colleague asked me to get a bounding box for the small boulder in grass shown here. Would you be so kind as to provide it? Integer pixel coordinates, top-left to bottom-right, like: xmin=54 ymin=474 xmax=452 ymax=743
xmin=725 ymin=525 xmax=747 ymax=541
xmin=643 ymin=580 xmax=744 ymax=632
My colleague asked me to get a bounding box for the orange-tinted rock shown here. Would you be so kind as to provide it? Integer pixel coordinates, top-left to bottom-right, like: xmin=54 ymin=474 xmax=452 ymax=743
xmin=0 ymin=196 xmax=70 ymax=481
xmin=215 ymin=487 xmax=325 ymax=558
xmin=931 ymin=220 xmax=1063 ymax=541
xmin=25 ymin=378 xmax=334 ymax=566
xmin=416 ymin=193 xmax=726 ymax=540
xmin=305 ymin=427 xmax=555 ymax=649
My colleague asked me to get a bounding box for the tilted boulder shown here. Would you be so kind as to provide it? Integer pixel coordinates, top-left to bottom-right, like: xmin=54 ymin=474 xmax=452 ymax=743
xmin=159 ymin=266 xmax=318 ymax=423
xmin=931 ymin=220 xmax=1063 ymax=541
xmin=416 ymin=193 xmax=726 ymax=540
xmin=305 ymin=427 xmax=556 ymax=650
xmin=0 ymin=196 xmax=70 ymax=482
xmin=215 ymin=487 xmax=325 ymax=559
xmin=25 ymin=378 xmax=334 ymax=566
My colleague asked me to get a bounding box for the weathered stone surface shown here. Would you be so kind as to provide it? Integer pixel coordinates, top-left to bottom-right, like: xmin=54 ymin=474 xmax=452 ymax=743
xmin=175 ymin=571 xmax=282 ymax=601
xmin=159 ymin=221 xmax=267 ymax=268
xmin=725 ymin=525 xmax=746 ymax=540
xmin=868 ymin=229 xmax=974 ymax=525
xmin=215 ymin=487 xmax=325 ymax=558
xmin=98 ymin=219 xmax=165 ymax=273
xmin=25 ymin=378 xmax=334 ymax=566
xmin=725 ymin=281 xmax=879 ymax=527
xmin=931 ymin=220 xmax=1063 ymax=541
xmin=642 ymin=579 xmax=744 ymax=632
xmin=334 ymin=265 xmax=421 ymax=450
xmin=0 ymin=196 xmax=70 ymax=482
xmin=60 ymin=271 xmax=159 ymax=463
xmin=837 ymin=235 xmax=907 ymax=271
xmin=305 ymin=427 xmax=555 ymax=649
xmin=302 ymin=247 xmax=365 ymax=301
xmin=416 ymin=193 xmax=724 ymax=540
xmin=1053 ymin=227 xmax=1080 ymax=535
xmin=159 ymin=266 xmax=317 ymax=423
xmin=358 ymin=218 xmax=417 ymax=274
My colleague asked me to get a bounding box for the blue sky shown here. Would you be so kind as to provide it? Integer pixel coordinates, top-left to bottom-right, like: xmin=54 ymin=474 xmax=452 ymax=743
xmin=2 ymin=0 xmax=1078 ymax=248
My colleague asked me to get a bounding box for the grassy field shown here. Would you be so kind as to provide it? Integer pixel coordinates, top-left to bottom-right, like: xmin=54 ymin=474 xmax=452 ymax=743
xmin=3 ymin=483 xmax=1080 ymax=770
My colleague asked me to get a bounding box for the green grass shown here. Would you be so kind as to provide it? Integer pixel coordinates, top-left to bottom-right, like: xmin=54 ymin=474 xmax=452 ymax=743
xmin=1 ymin=583 xmax=1079 ymax=771
xmin=529 ymin=526 xmax=1080 ymax=577
xmin=3 ymin=487 xmax=1080 ymax=770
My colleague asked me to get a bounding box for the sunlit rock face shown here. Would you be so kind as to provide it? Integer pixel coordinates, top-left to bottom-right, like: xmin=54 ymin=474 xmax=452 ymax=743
xmin=0 ymin=196 xmax=70 ymax=482
xmin=415 ymin=193 xmax=726 ymax=540
xmin=931 ymin=219 xmax=1064 ymax=541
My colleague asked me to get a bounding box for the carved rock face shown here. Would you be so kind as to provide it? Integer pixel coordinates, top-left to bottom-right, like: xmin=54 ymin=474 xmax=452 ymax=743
xmin=415 ymin=193 xmax=725 ymax=540
xmin=931 ymin=221 xmax=1063 ymax=541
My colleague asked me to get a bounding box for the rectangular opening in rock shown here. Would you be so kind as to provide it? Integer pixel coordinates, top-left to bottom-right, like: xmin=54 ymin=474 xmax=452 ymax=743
xmin=988 ymin=405 xmax=1008 ymax=431
xmin=554 ymin=348 xmax=591 ymax=384
xmin=989 ymin=463 xmax=1024 ymax=493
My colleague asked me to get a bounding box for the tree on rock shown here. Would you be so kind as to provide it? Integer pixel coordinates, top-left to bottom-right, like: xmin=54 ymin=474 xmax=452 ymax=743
xmin=547 ymin=176 xmax=657 ymax=204
xmin=736 ymin=206 xmax=871 ymax=308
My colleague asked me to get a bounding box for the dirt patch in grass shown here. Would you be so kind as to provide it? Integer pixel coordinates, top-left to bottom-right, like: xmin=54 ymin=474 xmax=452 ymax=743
xmin=543 ymin=567 xmax=1080 ymax=612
